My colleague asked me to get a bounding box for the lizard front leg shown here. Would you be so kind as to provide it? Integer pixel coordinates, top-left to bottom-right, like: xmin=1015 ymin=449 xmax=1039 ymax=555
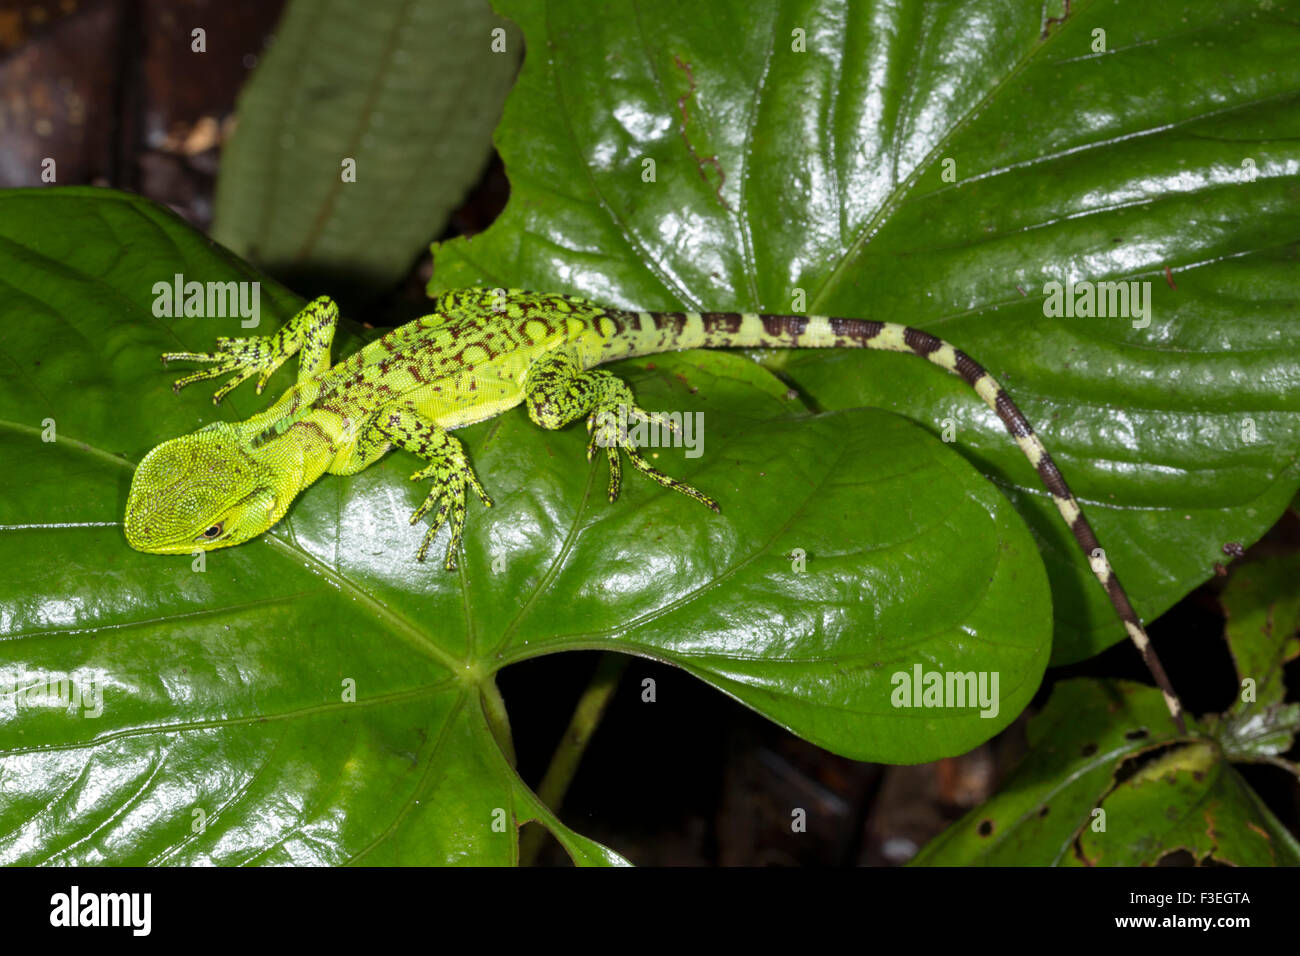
xmin=371 ymin=407 xmax=494 ymax=571
xmin=162 ymin=295 xmax=339 ymax=403
xmin=523 ymin=350 xmax=719 ymax=512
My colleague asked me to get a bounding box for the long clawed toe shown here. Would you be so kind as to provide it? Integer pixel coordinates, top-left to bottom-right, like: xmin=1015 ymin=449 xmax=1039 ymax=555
xmin=409 ymin=468 xmax=492 ymax=571
xmin=585 ymin=405 xmax=717 ymax=512
xmin=165 ymin=361 xmax=249 ymax=403
xmin=623 ymin=444 xmax=720 ymax=512
xmin=413 ymin=499 xmax=453 ymax=566
xmin=159 ymin=340 xmax=275 ymax=403
xmin=604 ymin=445 xmax=622 ymax=502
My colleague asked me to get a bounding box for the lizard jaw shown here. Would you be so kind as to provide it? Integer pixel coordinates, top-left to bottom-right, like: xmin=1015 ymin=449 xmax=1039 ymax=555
xmin=124 ymin=426 xmax=275 ymax=553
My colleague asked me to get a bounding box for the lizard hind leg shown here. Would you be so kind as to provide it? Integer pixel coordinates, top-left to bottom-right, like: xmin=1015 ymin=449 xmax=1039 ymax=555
xmin=523 ymin=351 xmax=719 ymax=512
xmin=374 ymin=408 xmax=493 ymax=571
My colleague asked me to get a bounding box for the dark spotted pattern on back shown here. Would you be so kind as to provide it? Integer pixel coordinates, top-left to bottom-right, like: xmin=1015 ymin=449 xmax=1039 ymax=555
xmin=303 ymin=289 xmax=637 ymax=419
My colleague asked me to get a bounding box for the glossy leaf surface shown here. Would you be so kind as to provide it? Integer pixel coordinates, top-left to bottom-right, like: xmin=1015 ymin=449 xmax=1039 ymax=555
xmin=433 ymin=0 xmax=1300 ymax=664
xmin=0 ymin=189 xmax=1048 ymax=863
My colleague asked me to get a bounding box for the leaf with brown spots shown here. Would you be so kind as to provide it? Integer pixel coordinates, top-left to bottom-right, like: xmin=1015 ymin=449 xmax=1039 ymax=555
xmin=914 ymin=679 xmax=1300 ymax=866
xmin=913 ymin=680 xmax=1185 ymax=865
xmin=1069 ymin=740 xmax=1298 ymax=866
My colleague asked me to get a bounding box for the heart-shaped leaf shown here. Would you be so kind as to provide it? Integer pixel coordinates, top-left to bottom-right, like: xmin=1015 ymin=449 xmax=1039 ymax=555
xmin=0 ymin=188 xmax=1049 ymax=863
xmin=432 ymin=0 xmax=1300 ymax=665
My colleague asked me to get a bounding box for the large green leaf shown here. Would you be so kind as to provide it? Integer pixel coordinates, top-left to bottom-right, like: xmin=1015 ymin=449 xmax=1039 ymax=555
xmin=0 ymin=188 xmax=1049 ymax=863
xmin=432 ymin=0 xmax=1300 ymax=665
xmin=212 ymin=0 xmax=521 ymax=299
xmin=911 ymin=680 xmax=1300 ymax=865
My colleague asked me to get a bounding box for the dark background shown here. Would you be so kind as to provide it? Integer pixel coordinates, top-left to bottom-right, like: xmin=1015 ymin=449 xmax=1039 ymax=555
xmin=3 ymin=0 xmax=1297 ymax=866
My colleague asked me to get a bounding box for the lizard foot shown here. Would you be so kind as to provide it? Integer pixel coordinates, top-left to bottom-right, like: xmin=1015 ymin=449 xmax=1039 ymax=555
xmin=408 ymin=460 xmax=494 ymax=571
xmin=586 ymin=403 xmax=719 ymax=512
xmin=162 ymin=336 xmax=286 ymax=404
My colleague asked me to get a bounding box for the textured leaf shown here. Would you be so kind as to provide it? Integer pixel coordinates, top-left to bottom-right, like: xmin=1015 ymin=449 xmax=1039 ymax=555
xmin=912 ymin=678 xmax=1300 ymax=865
xmin=212 ymin=0 xmax=521 ymax=299
xmin=1068 ymin=739 xmax=1300 ymax=866
xmin=1214 ymin=554 xmax=1300 ymax=762
xmin=0 ymin=189 xmax=1049 ymax=864
xmin=911 ymin=679 xmax=1182 ymax=865
xmin=432 ymin=0 xmax=1300 ymax=665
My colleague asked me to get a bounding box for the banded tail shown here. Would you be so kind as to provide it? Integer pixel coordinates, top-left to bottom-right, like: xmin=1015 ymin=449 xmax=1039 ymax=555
xmin=602 ymin=307 xmax=1187 ymax=733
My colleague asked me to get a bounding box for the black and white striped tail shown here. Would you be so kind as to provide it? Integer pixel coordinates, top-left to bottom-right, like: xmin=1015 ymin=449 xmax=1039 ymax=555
xmin=608 ymin=307 xmax=1188 ymax=733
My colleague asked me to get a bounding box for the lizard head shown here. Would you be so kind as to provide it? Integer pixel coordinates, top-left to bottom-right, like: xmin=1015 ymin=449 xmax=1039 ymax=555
xmin=125 ymin=422 xmax=285 ymax=554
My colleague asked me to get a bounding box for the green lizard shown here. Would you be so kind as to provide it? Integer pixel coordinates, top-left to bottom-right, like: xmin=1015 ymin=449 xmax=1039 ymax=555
xmin=124 ymin=287 xmax=1187 ymax=732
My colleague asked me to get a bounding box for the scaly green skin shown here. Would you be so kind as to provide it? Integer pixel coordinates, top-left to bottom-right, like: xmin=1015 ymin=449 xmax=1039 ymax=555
xmin=124 ymin=288 xmax=1187 ymax=732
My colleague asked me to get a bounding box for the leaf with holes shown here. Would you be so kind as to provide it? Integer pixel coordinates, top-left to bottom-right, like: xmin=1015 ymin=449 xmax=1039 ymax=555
xmin=432 ymin=0 xmax=1300 ymax=667
xmin=911 ymin=679 xmax=1300 ymax=865
xmin=1067 ymin=738 xmax=1299 ymax=866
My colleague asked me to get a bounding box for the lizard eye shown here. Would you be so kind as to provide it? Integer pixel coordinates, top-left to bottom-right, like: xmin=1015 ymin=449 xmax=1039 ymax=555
xmin=199 ymin=522 xmax=225 ymax=541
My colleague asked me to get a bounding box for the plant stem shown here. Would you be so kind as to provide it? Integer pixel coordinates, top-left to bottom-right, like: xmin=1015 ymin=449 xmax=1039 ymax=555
xmin=519 ymin=652 xmax=629 ymax=865
xmin=480 ymin=676 xmax=516 ymax=767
